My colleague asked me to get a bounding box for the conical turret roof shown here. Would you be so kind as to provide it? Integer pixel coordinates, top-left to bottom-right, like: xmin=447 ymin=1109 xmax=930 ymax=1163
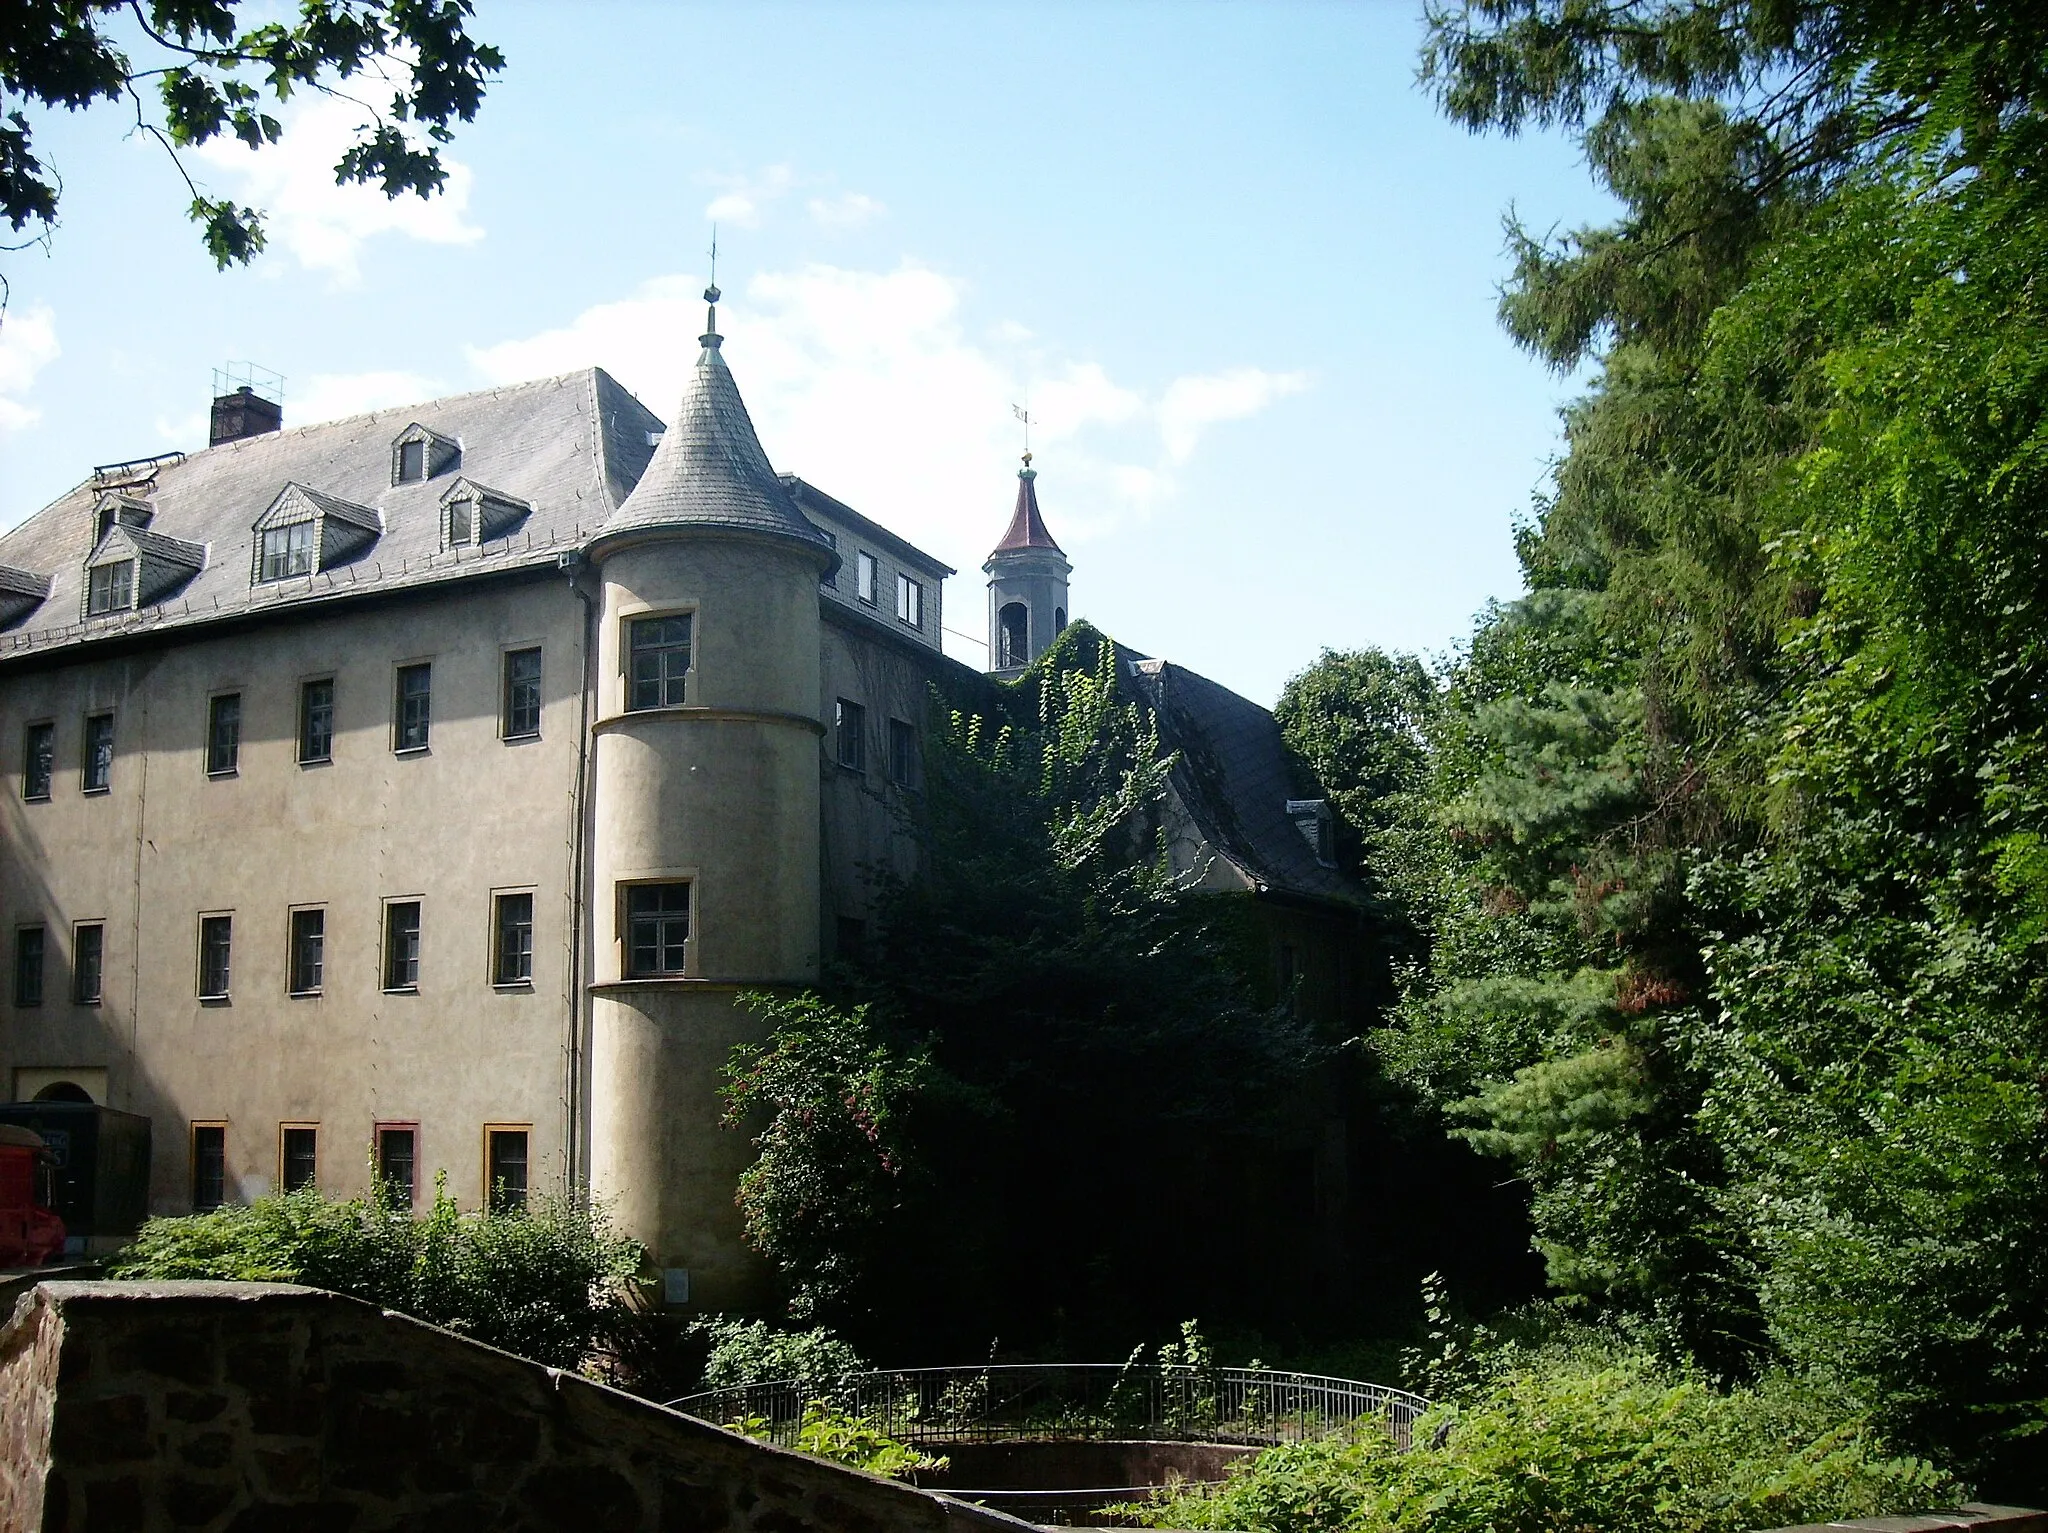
xmin=989 ymin=459 xmax=1064 ymax=558
xmin=594 ymin=293 xmax=834 ymax=567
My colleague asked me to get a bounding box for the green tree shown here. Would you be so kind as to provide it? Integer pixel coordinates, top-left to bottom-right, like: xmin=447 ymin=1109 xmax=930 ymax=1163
xmin=3 ymin=0 xmax=502 ymax=272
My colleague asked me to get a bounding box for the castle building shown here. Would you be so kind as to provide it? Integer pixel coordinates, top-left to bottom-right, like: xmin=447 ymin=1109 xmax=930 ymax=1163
xmin=0 ymin=291 xmax=1365 ymax=1305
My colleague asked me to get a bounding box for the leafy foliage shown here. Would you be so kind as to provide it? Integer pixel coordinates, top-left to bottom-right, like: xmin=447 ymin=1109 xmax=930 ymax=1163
xmin=724 ymin=625 xmax=1327 ymax=1353
xmin=732 ymin=1402 xmax=947 ymax=1480
xmin=107 ymin=1182 xmax=643 ymax=1372
xmin=688 ymin=1315 xmax=868 ymax=1393
xmin=1 ymin=0 xmax=501 ymax=269
xmin=1144 ymin=1345 xmax=1950 ymax=1533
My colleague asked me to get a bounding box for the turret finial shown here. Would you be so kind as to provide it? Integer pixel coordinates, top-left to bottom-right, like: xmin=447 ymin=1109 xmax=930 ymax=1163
xmin=702 ymin=227 xmax=723 ymax=348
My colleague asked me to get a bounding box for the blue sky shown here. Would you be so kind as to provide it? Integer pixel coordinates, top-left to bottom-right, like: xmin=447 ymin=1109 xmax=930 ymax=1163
xmin=0 ymin=1 xmax=1611 ymax=706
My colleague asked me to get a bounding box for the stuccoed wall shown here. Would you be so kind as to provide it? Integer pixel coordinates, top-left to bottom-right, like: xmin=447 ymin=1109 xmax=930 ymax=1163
xmin=0 ymin=1280 xmax=1040 ymax=1533
xmin=0 ymin=573 xmax=585 ymax=1214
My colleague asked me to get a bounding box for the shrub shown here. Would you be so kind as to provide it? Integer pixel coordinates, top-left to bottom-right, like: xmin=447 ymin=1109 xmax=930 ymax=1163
xmin=733 ymin=1401 xmax=947 ymax=1479
xmin=1144 ymin=1347 xmax=1952 ymax=1533
xmin=107 ymin=1182 xmax=645 ymax=1372
xmin=688 ymin=1315 xmax=868 ymax=1393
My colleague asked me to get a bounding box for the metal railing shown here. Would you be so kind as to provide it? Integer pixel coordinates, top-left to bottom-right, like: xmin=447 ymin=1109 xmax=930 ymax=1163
xmin=669 ymin=1362 xmax=1429 ymax=1452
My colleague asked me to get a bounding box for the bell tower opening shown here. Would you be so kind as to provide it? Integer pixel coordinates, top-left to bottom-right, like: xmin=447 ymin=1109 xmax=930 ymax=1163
xmin=983 ymin=452 xmax=1071 ymax=676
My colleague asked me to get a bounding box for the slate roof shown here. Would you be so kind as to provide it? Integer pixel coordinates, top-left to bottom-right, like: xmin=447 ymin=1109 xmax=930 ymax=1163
xmin=596 ymin=331 xmax=837 ymax=574
xmin=988 ymin=466 xmax=1064 ymax=559
xmin=1127 ymin=656 xmax=1363 ymax=906
xmin=0 ymin=369 xmax=661 ymax=660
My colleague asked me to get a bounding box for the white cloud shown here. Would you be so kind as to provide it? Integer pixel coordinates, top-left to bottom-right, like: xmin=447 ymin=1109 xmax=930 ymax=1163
xmin=195 ymin=94 xmax=483 ymax=283
xmin=703 ymin=165 xmax=796 ymax=228
xmin=0 ymin=304 xmax=59 ymax=432
xmin=293 ymin=370 xmax=446 ymax=426
xmin=465 ymin=263 xmax=1309 ymax=644
xmin=1157 ymin=368 xmax=1309 ymax=465
xmin=807 ymin=192 xmax=886 ymax=230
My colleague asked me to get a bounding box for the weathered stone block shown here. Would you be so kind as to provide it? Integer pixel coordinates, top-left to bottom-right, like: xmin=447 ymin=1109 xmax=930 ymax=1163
xmin=110 ymin=1324 xmax=217 ymax=1388
xmin=247 ymin=1388 xmax=325 ymax=1437
xmin=54 ymin=1395 xmax=152 ymax=1464
xmin=810 ymin=1491 xmax=885 ymax=1533
xmin=520 ymin=1463 xmax=643 ymax=1525
xmin=223 ymin=1334 xmax=296 ymax=1391
xmin=166 ymin=1391 xmax=231 ymax=1424
xmin=253 ymin=1444 xmax=322 ymax=1499
xmin=177 ymin=1430 xmax=236 ymax=1470
xmin=226 ymin=1501 xmax=362 ymax=1533
xmin=660 ymin=1477 xmax=731 ymax=1533
xmin=165 ymin=1473 xmax=240 ymax=1526
xmin=79 ymin=1474 xmax=143 ymax=1533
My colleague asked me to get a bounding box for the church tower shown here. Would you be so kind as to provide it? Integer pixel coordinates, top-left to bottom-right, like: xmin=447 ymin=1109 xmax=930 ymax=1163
xmin=984 ymin=454 xmax=1071 ymax=675
xmin=582 ymin=282 xmax=836 ymax=1308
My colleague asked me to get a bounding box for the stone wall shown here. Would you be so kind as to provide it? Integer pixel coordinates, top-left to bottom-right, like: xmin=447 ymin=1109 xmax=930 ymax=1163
xmin=0 ymin=1280 xmax=1036 ymax=1533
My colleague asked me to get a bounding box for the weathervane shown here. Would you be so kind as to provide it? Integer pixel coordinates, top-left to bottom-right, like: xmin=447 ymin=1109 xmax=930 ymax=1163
xmin=703 ymin=226 xmax=722 ymax=340
xmin=1011 ymin=401 xmax=1034 ymax=467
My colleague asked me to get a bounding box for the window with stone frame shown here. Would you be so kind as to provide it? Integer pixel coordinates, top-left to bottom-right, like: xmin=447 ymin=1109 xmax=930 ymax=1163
xmin=81 ymin=712 xmax=113 ymax=793
xmin=623 ymin=882 xmax=690 ymax=978
xmin=73 ymin=922 xmax=104 ymax=1005
xmin=299 ymin=678 xmax=334 ymax=764
xmin=383 ymin=901 xmax=422 ymax=991
xmin=198 ymin=914 xmax=232 ymax=1000
xmin=288 ymin=908 xmax=324 ymax=996
xmin=22 ymin=721 xmax=53 ymax=800
xmin=190 ymin=1124 xmax=227 ymax=1211
xmin=502 ymin=648 xmax=542 ymax=739
xmin=375 ymin=1125 xmax=417 ymax=1209
xmin=493 ymin=892 xmax=534 ymax=986
xmin=394 ymin=664 xmax=432 ymax=752
xmin=627 ymin=615 xmax=691 ymax=711
xmin=486 ymin=1127 xmax=529 ymax=1212
xmin=14 ymin=926 xmax=44 ymax=1007
xmin=835 ymin=698 xmax=866 ymax=771
xmin=206 ymin=693 xmax=241 ymax=776
xmin=280 ymin=1125 xmax=317 ymax=1191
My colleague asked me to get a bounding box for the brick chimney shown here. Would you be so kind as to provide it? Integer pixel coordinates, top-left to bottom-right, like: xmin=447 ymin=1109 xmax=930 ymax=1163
xmin=210 ymin=385 xmax=283 ymax=446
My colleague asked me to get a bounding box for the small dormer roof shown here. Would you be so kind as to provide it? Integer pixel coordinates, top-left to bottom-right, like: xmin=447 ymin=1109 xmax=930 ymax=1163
xmin=591 ymin=287 xmax=836 ymax=572
xmin=989 ymin=458 xmax=1064 ymax=559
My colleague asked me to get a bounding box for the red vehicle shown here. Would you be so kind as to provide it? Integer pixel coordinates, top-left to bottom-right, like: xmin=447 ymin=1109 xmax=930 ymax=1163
xmin=0 ymin=1125 xmax=66 ymax=1268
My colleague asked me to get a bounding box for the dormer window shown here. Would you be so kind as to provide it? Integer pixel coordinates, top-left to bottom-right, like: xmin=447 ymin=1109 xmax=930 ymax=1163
xmin=0 ymin=566 xmax=50 ymax=630
xmin=83 ymin=521 xmax=203 ymax=619
xmin=1286 ymin=799 xmax=1337 ymax=869
xmin=260 ymin=522 xmax=316 ymax=581
xmin=87 ymin=560 xmax=135 ymax=615
xmin=391 ymin=423 xmax=460 ymax=485
xmin=438 ymin=478 xmax=531 ymax=550
xmin=93 ymin=493 xmax=154 ymax=546
xmin=251 ymin=483 xmax=381 ymax=584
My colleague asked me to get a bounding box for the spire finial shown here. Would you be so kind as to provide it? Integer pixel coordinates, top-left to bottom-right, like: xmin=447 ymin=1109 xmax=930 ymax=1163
xmin=1011 ymin=401 xmax=1036 ymax=477
xmin=702 ymin=227 xmax=723 ymax=348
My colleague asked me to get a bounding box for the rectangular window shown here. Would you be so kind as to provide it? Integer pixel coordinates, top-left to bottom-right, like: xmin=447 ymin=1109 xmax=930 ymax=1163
xmin=889 ymin=718 xmax=919 ymax=788
xmin=896 ymin=573 xmax=924 ymax=630
xmin=22 ymin=721 xmax=53 ymax=800
xmin=502 ymin=647 xmax=542 ymax=739
xmin=86 ymin=560 xmax=134 ymax=615
xmin=383 ymin=901 xmax=421 ymax=991
xmin=198 ymin=914 xmax=232 ymax=1000
xmin=819 ymin=530 xmax=838 ymax=589
xmin=835 ymin=699 xmax=866 ymax=771
xmin=398 ymin=439 xmax=425 ymax=483
xmin=448 ymin=496 xmax=472 ymax=547
xmin=298 ymin=677 xmax=334 ymax=764
xmin=288 ymin=908 xmax=324 ymax=996
xmin=191 ymin=1124 xmax=227 ymax=1212
xmin=376 ymin=1125 xmax=417 ymax=1210
xmin=486 ymin=1127 xmax=529 ymax=1213
xmin=280 ymin=1125 xmax=317 ymax=1192
xmin=493 ymin=892 xmax=534 ymax=986
xmin=394 ymin=663 xmax=431 ymax=752
xmin=14 ymin=927 xmax=44 ymax=1007
xmin=259 ymin=522 xmax=315 ymax=582
xmin=82 ymin=712 xmax=113 ymax=792
xmin=206 ymin=693 xmax=241 ymax=776
xmin=73 ymin=922 xmax=104 ymax=1005
xmin=623 ymin=882 xmax=690 ymax=978
xmin=627 ymin=615 xmax=691 ymax=711
xmin=856 ymin=551 xmax=878 ymax=605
